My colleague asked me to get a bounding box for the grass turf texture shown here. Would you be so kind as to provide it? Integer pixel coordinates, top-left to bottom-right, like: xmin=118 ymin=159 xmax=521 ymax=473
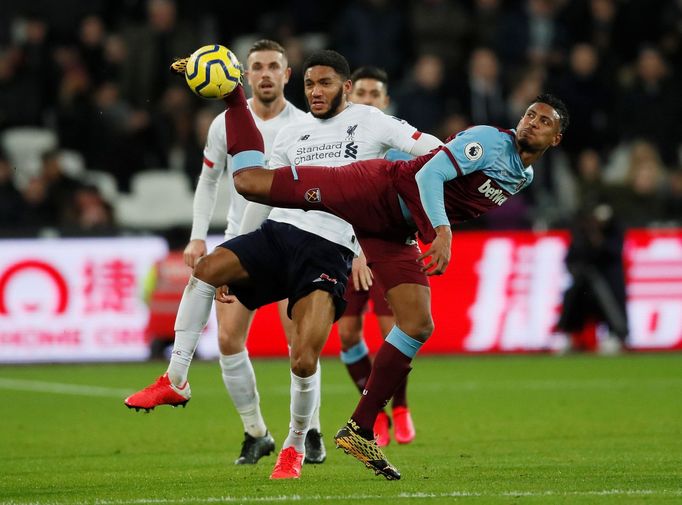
xmin=0 ymin=354 xmax=680 ymax=505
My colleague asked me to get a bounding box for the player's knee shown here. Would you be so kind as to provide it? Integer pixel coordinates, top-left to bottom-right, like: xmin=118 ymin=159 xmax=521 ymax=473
xmin=290 ymin=351 xmax=318 ymax=377
xmin=337 ymin=324 xmax=362 ymax=351
xmin=192 ymin=255 xmax=218 ymax=285
xmin=399 ymin=316 xmax=434 ymax=342
xmin=217 ymin=328 xmax=247 ymax=355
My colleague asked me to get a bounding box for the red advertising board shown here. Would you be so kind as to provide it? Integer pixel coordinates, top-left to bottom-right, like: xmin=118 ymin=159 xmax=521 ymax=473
xmin=0 ymin=230 xmax=680 ymax=363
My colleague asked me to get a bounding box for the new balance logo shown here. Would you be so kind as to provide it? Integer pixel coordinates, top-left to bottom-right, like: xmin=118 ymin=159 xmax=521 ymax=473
xmin=299 ymin=134 xmax=310 ymax=141
xmin=344 ymin=141 xmax=358 ymax=159
xmin=313 ymin=273 xmax=338 ymax=284
xmin=477 ymin=179 xmax=508 ymax=206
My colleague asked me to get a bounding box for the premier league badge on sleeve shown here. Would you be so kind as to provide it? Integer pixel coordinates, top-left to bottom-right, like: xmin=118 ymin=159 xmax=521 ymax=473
xmin=464 ymin=142 xmax=483 ymax=161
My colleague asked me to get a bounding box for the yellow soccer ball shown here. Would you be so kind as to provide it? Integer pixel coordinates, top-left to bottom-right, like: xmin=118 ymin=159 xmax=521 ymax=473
xmin=185 ymin=45 xmax=242 ymax=99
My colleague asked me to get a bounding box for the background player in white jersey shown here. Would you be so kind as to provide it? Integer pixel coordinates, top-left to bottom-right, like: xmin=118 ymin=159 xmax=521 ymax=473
xmin=339 ymin=66 xmax=415 ymax=447
xmin=180 ymin=40 xmax=309 ymax=466
xmin=125 ymin=49 xmax=441 ymax=480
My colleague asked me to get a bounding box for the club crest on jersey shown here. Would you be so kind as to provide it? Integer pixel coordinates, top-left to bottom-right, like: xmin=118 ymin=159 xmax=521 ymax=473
xmin=305 ymin=188 xmax=321 ymax=203
xmin=464 ymin=142 xmax=484 ymax=161
xmin=346 ymin=124 xmax=358 ymax=140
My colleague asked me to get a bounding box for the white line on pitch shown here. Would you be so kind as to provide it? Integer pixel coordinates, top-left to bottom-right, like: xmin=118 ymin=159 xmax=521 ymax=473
xmin=0 ymin=378 xmax=131 ymax=397
xmin=1 ymin=488 xmax=681 ymax=505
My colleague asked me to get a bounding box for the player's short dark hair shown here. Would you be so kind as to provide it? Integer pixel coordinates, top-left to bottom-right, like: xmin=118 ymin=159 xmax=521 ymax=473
xmin=302 ymin=50 xmax=350 ymax=80
xmin=248 ymin=39 xmax=286 ymax=57
xmin=534 ymin=93 xmax=570 ymax=133
xmin=350 ymin=66 xmax=388 ymax=88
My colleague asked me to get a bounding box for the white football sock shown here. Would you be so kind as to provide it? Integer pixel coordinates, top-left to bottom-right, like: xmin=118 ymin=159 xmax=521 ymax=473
xmin=283 ymin=369 xmax=319 ymax=452
xmin=219 ymin=350 xmax=267 ymax=438
xmin=167 ymin=276 xmax=215 ymax=386
xmin=309 ymin=360 xmax=322 ymax=431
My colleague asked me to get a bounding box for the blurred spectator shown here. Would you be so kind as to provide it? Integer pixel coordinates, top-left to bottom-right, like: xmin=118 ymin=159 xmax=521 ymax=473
xmin=53 ymin=47 xmax=93 ymax=154
xmin=506 ymin=65 xmax=546 ymax=122
xmin=143 ymin=226 xmax=192 ymax=360
xmin=41 ymin=149 xmax=83 ymax=223
xmin=280 ymin=37 xmax=307 ymax=110
xmin=78 ymin=15 xmax=108 ymax=85
xmin=658 ymin=0 xmax=681 ymax=77
xmin=608 ymin=141 xmax=667 ymax=227
xmin=525 ymin=148 xmax=577 ymax=228
xmin=409 ymin=0 xmax=471 ymax=76
xmin=394 ymin=53 xmax=449 ymax=134
xmin=617 ymin=46 xmax=681 ymax=165
xmin=88 ymin=81 xmax=157 ymax=192
xmin=562 ymin=0 xmax=625 ymax=72
xmin=497 ymin=0 xmax=568 ymax=74
xmin=120 ymin=0 xmax=197 ymax=108
xmin=553 ymin=43 xmax=613 ymax=156
xmin=573 ymin=148 xmax=609 ymax=210
xmin=17 ymin=15 xmax=55 ymax=120
xmin=0 ymin=153 xmax=25 ymax=230
xmin=334 ymin=0 xmax=406 ymax=80
xmin=21 ymin=176 xmax=54 ymax=229
xmin=62 ymin=185 xmax=116 ymax=232
xmin=456 ymin=47 xmax=508 ymax=127
xmin=468 ymin=0 xmax=503 ymax=50
xmin=556 ymin=203 xmax=628 ymax=352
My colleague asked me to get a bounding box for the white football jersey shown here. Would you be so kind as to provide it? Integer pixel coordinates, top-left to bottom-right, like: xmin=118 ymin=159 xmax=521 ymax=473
xmin=193 ymin=99 xmax=306 ymax=240
xmin=268 ymin=103 xmax=421 ymax=255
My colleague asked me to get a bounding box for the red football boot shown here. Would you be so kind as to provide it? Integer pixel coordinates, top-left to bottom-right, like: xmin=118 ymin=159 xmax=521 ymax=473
xmin=270 ymin=446 xmax=304 ymax=479
xmin=392 ymin=406 xmax=415 ymax=444
xmin=124 ymin=373 xmax=191 ymax=412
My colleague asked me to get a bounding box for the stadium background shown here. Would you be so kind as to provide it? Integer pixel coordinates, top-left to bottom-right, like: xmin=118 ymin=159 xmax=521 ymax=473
xmin=0 ymin=0 xmax=681 ymax=362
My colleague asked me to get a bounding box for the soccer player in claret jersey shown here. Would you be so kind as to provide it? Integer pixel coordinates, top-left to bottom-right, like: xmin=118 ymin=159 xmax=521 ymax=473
xmin=126 ymin=49 xmax=441 ymax=480
xmin=179 ymin=40 xmax=310 ymax=466
xmin=224 ymin=88 xmax=569 ymax=479
xmin=343 ymin=66 xmax=415 ymax=448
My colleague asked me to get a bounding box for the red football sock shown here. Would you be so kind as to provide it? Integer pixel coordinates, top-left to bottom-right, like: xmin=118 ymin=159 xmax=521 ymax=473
xmin=345 ymin=354 xmax=373 ymax=394
xmin=224 ymin=86 xmax=264 ymax=157
xmin=350 ymin=341 xmax=412 ymax=431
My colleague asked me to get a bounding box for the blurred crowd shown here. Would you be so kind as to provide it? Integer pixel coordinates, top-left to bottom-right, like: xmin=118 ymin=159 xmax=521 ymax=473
xmin=0 ymin=0 xmax=680 ymax=236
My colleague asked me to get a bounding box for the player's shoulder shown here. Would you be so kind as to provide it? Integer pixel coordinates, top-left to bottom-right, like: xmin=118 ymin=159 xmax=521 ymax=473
xmin=454 ymin=125 xmax=514 ymax=149
xmin=284 ymin=100 xmax=307 ymax=120
xmin=273 ymin=112 xmax=315 ymax=139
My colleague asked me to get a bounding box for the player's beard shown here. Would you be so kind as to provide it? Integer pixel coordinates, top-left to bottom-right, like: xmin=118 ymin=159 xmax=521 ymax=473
xmin=310 ymin=87 xmax=344 ymax=120
xmin=254 ymin=87 xmax=277 ymax=105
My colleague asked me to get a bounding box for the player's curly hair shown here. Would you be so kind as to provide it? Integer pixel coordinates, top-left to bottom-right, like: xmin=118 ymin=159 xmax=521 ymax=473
xmin=535 ymin=94 xmax=570 ymax=133
xmin=303 ymin=50 xmax=350 ymax=80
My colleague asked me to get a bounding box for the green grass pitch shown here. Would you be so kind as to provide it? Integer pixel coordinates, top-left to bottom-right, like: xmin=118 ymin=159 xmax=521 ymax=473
xmin=1 ymin=354 xmax=681 ymax=504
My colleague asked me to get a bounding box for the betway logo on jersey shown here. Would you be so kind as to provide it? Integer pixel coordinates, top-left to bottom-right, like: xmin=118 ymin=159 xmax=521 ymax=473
xmin=477 ymin=179 xmax=508 ymax=206
xmin=294 ymin=141 xmax=357 ymax=164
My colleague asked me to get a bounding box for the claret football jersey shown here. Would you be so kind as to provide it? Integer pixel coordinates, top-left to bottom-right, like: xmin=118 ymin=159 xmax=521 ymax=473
xmin=268 ymin=103 xmax=422 ymax=255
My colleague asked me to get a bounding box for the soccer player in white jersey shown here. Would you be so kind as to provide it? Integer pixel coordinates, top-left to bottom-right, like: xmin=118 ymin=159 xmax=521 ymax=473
xmin=339 ymin=66 xmax=415 ymax=448
xmin=181 ymin=40 xmax=310 ymax=466
xmin=125 ymin=49 xmax=442 ymax=480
